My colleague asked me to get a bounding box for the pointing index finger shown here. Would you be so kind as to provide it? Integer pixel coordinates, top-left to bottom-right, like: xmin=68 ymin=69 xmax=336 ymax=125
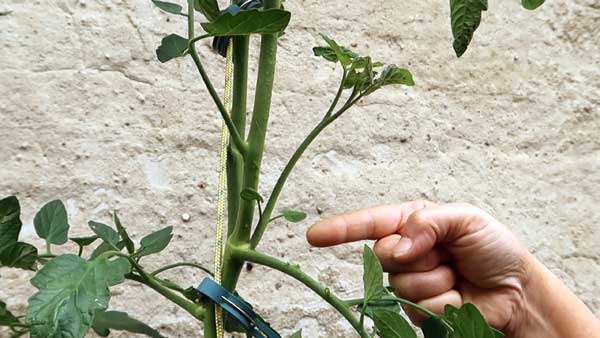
xmin=306 ymin=200 xmax=434 ymax=247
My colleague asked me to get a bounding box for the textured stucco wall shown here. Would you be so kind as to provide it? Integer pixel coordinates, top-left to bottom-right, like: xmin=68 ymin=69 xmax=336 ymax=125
xmin=1 ymin=0 xmax=599 ymax=337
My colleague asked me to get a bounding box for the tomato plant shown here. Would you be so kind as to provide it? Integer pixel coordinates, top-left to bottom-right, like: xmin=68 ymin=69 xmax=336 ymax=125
xmin=0 ymin=0 xmax=545 ymax=337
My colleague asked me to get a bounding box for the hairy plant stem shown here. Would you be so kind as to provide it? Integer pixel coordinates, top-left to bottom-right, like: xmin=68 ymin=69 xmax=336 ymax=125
xmin=233 ymin=247 xmax=370 ymax=338
xmin=151 ymin=262 xmax=213 ymax=276
xmin=250 ymin=93 xmax=363 ymax=248
xmin=186 ymin=0 xmax=247 ymax=156
xmin=227 ymin=36 xmax=250 ymax=236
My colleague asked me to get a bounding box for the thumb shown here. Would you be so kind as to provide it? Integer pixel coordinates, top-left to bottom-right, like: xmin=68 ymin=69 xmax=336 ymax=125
xmin=391 ymin=203 xmax=483 ymax=263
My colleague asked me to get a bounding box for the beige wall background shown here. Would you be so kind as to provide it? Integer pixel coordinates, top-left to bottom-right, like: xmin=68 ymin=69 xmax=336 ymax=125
xmin=1 ymin=0 xmax=599 ymax=337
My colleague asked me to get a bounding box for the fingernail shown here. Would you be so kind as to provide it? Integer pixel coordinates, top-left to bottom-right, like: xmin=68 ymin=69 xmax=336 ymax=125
xmin=393 ymin=238 xmax=412 ymax=258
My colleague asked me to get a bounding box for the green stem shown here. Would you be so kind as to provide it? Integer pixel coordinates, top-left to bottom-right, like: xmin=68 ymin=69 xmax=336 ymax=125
xmin=186 ymin=1 xmax=247 ymax=156
xmin=151 ymin=262 xmax=213 ymax=276
xmin=325 ymin=69 xmax=348 ymax=118
xmin=45 ymin=241 xmax=52 ymax=255
xmin=344 ymin=296 xmax=440 ymax=320
xmin=250 ymin=97 xmax=358 ymax=248
xmin=233 ymin=248 xmax=370 ymax=338
xmin=227 ymin=36 xmax=250 ymax=236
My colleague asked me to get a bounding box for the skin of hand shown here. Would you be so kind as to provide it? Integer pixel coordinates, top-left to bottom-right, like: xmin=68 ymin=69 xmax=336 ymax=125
xmin=306 ymin=200 xmax=600 ymax=338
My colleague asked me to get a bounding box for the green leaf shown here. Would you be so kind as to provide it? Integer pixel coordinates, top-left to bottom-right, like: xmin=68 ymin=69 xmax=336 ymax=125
xmin=91 ymin=241 xmax=126 ymax=260
xmin=114 ymin=212 xmax=135 ymax=254
xmin=282 ymin=210 xmax=307 ymax=223
xmin=33 ymin=200 xmax=69 ymax=245
xmin=357 ymin=300 xmax=401 ymax=319
xmin=151 ymin=0 xmax=184 ymax=15
xmin=70 ymin=236 xmax=100 ymax=247
xmin=289 ymin=330 xmax=302 ymax=338
xmin=443 ymin=303 xmax=496 ymax=338
xmin=363 ymin=245 xmax=387 ymax=303
xmin=522 ymin=0 xmax=544 ymax=10
xmin=376 ymin=66 xmax=415 ymax=87
xmin=92 ymin=310 xmax=166 ymax=338
xmin=318 ymin=34 xmax=355 ymax=67
xmin=422 ymin=316 xmax=449 ymax=338
xmin=450 ymin=0 xmax=488 ymax=57
xmin=201 ymin=9 xmax=292 ymax=36
xmin=240 ymin=188 xmax=264 ymax=203
xmin=135 ymin=226 xmax=173 ymax=258
xmin=195 ymin=0 xmax=220 ymax=22
xmin=156 ymin=34 xmax=188 ymax=63
xmin=372 ymin=309 xmax=416 ymax=338
xmin=0 ymin=242 xmax=37 ymax=271
xmin=88 ymin=221 xmax=119 ymax=247
xmin=0 ymin=196 xmax=22 ymax=254
xmin=0 ymin=300 xmax=20 ymax=326
xmin=26 ymin=254 xmax=129 ymax=338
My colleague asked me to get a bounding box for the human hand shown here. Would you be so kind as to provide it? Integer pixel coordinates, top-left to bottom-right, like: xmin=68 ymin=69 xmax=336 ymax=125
xmin=306 ymin=201 xmax=533 ymax=334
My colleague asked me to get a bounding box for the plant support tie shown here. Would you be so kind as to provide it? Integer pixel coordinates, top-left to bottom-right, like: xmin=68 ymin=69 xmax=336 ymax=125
xmin=197 ymin=278 xmax=282 ymax=338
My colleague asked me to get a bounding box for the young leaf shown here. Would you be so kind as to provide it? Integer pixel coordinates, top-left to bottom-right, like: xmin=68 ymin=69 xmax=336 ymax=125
xmin=92 ymin=310 xmax=166 ymax=338
xmin=289 ymin=330 xmax=302 ymax=338
xmin=363 ymin=245 xmax=387 ymax=303
xmin=443 ymin=303 xmax=497 ymax=338
xmin=376 ymin=66 xmax=415 ymax=87
xmin=0 ymin=300 xmax=20 ymax=326
xmin=522 ymin=0 xmax=545 ymax=10
xmin=151 ymin=0 xmax=184 ymax=15
xmin=33 ymin=199 xmax=70 ymax=245
xmin=91 ymin=241 xmax=126 ymax=260
xmin=313 ymin=45 xmax=358 ymax=65
xmin=372 ymin=309 xmax=417 ymax=338
xmin=283 ymin=210 xmax=307 ymax=223
xmin=88 ymin=221 xmax=120 ymax=247
xmin=156 ymin=34 xmax=188 ymax=63
xmin=0 ymin=196 xmax=22 ymax=254
xmin=26 ymin=254 xmax=129 ymax=338
xmin=318 ymin=34 xmax=355 ymax=67
xmin=0 ymin=242 xmax=37 ymax=271
xmin=135 ymin=226 xmax=173 ymax=258
xmin=114 ymin=212 xmax=135 ymax=254
xmin=449 ymin=0 xmax=488 ymax=57
xmin=240 ymin=188 xmax=264 ymax=203
xmin=201 ymin=9 xmax=292 ymax=36
xmin=422 ymin=316 xmax=449 ymax=338
xmin=195 ymin=0 xmax=220 ymax=22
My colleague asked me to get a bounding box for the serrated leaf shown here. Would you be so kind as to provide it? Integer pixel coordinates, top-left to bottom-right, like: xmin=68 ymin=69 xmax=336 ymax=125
xmin=0 ymin=300 xmax=20 ymax=326
xmin=313 ymin=45 xmax=358 ymax=65
xmin=522 ymin=0 xmax=544 ymax=10
xmin=357 ymin=299 xmax=401 ymax=319
xmin=201 ymin=9 xmax=291 ymax=36
xmin=363 ymin=245 xmax=387 ymax=303
xmin=240 ymin=188 xmax=264 ymax=203
xmin=26 ymin=254 xmax=129 ymax=338
xmin=318 ymin=34 xmax=355 ymax=67
xmin=422 ymin=316 xmax=449 ymax=338
xmin=151 ymin=0 xmax=184 ymax=15
xmin=283 ymin=210 xmax=307 ymax=223
xmin=195 ymin=0 xmax=220 ymax=22
xmin=156 ymin=34 xmax=188 ymax=63
xmin=376 ymin=66 xmax=415 ymax=87
xmin=0 ymin=242 xmax=37 ymax=271
xmin=114 ymin=212 xmax=135 ymax=254
xmin=92 ymin=310 xmax=166 ymax=338
xmin=450 ymin=0 xmax=488 ymax=57
xmin=373 ymin=309 xmax=416 ymax=338
xmin=443 ymin=303 xmax=496 ymax=338
xmin=0 ymin=196 xmax=22 ymax=254
xmin=88 ymin=221 xmax=119 ymax=247
xmin=289 ymin=330 xmax=302 ymax=338
xmin=34 ymin=200 xmax=69 ymax=245
xmin=135 ymin=226 xmax=173 ymax=258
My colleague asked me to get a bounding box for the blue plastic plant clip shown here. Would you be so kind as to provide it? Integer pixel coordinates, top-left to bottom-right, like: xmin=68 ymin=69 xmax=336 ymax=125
xmin=196 ymin=277 xmax=282 ymax=338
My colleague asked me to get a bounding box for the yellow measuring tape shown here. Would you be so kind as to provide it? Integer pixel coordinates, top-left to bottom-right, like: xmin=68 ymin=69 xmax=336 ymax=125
xmin=214 ymin=41 xmax=234 ymax=338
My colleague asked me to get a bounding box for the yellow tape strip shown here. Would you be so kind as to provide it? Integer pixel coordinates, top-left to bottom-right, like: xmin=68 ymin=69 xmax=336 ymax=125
xmin=214 ymin=41 xmax=234 ymax=338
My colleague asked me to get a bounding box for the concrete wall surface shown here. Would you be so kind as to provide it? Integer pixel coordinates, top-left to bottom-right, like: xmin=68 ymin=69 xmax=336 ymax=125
xmin=1 ymin=0 xmax=598 ymax=337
